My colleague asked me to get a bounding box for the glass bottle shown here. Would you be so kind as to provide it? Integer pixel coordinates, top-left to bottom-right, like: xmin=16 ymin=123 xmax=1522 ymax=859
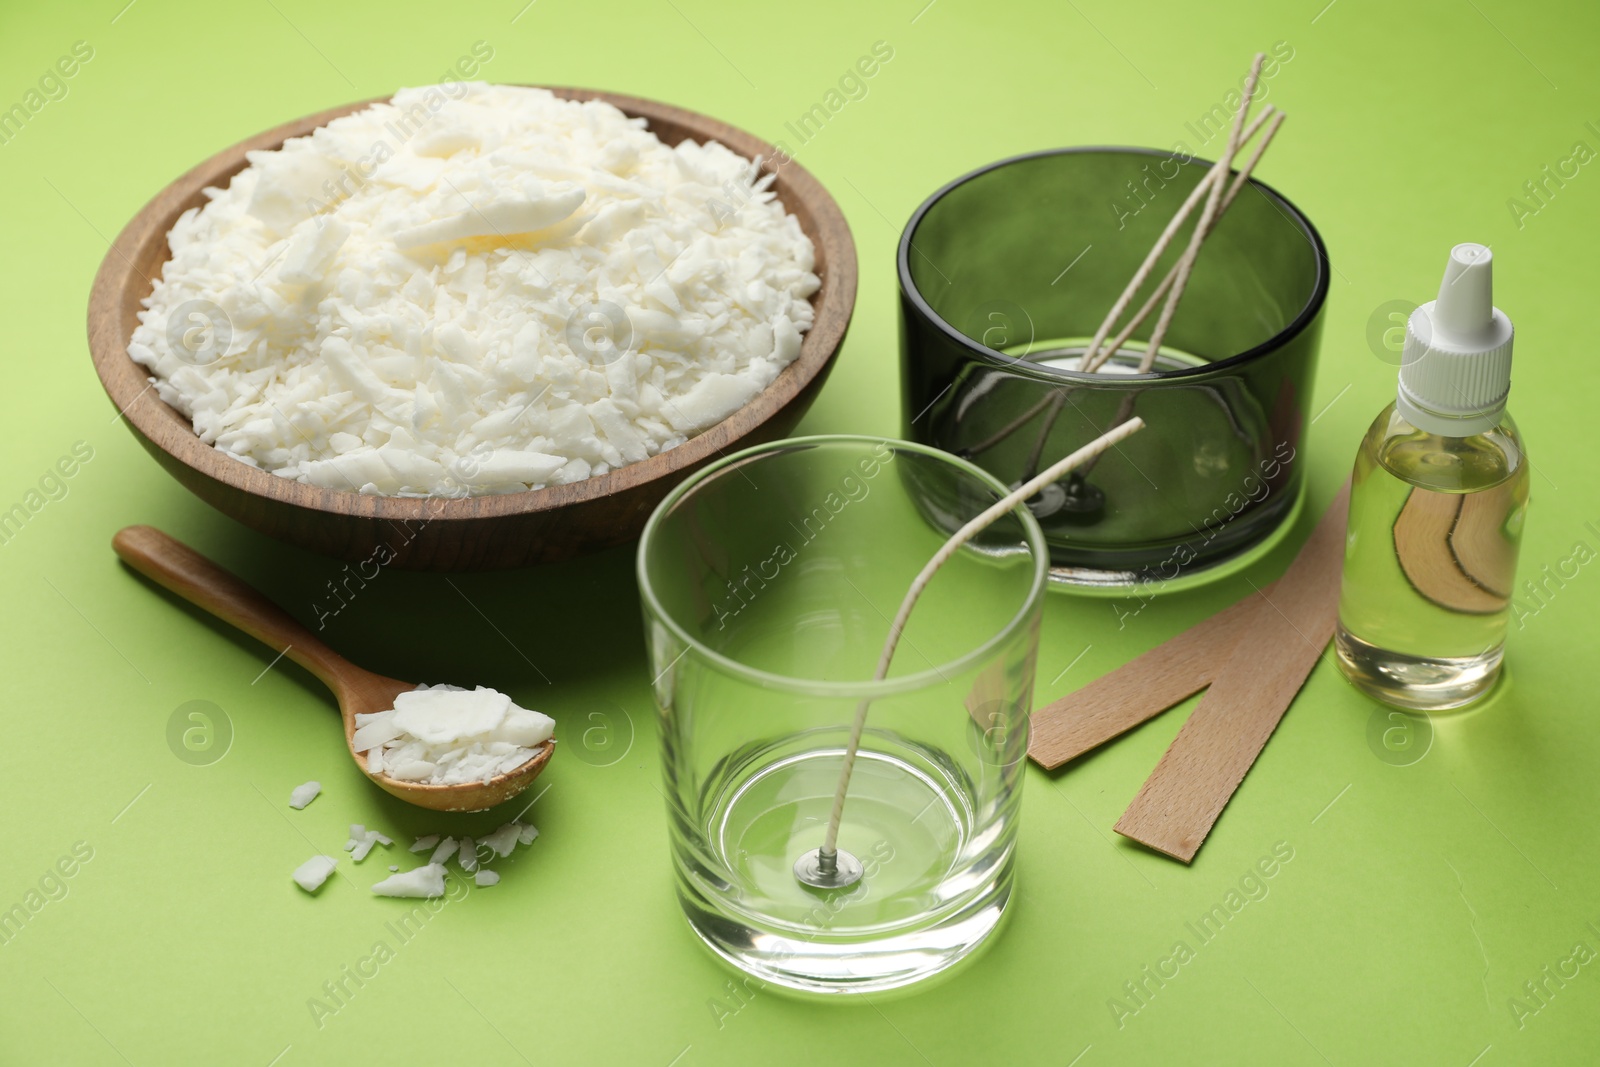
xmin=1336 ymin=243 xmax=1527 ymax=710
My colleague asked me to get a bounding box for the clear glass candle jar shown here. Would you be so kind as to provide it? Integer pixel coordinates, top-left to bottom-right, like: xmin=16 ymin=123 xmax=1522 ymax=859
xmin=636 ymin=436 xmax=1047 ymax=993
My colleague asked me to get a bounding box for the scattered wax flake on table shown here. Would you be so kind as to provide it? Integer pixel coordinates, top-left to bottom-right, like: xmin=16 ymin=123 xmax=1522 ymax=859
xmin=291 ymin=818 xmax=537 ymax=901
xmin=371 ymin=863 xmax=447 ymax=899
xmin=439 ymin=823 xmax=535 ymax=874
xmin=368 ymin=822 xmax=532 ymax=897
xmin=413 ymin=822 xmax=532 ymax=879
xmin=127 ymin=84 xmax=820 ymax=497
xmin=288 ymin=781 xmax=321 ymax=809
xmin=480 ymin=822 xmax=522 ymax=858
xmin=292 ymin=855 xmax=337 ymax=893
xmin=344 ymin=824 xmax=392 ymax=863
xmin=352 ymin=684 xmax=554 ymax=786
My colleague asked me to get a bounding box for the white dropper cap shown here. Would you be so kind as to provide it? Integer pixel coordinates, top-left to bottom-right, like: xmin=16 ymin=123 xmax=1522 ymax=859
xmin=1397 ymin=243 xmax=1515 ymax=436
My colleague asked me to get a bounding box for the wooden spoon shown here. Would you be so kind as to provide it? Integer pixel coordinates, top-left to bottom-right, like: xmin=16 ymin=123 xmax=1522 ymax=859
xmin=112 ymin=525 xmax=553 ymax=812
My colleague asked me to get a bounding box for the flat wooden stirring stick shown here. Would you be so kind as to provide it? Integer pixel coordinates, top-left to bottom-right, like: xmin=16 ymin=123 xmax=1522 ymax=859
xmin=1113 ymin=481 xmax=1350 ymax=862
xmin=795 ymin=417 xmax=1148 ymax=890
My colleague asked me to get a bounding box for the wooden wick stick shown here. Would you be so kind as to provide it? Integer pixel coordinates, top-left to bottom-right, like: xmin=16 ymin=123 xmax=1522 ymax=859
xmin=1078 ymin=104 xmax=1276 ymax=373
xmin=1136 ymin=54 xmax=1266 ymax=373
xmin=1081 ymin=109 xmax=1286 ymax=374
xmin=815 ymin=417 xmax=1148 ymax=869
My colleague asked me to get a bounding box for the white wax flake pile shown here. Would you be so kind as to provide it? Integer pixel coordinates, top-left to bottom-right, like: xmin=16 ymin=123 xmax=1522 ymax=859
xmin=288 ymin=781 xmax=321 ymax=809
xmin=128 ymin=83 xmax=820 ymax=497
xmin=292 ymin=855 xmax=338 ymax=893
xmin=353 ymin=684 xmax=554 ymax=786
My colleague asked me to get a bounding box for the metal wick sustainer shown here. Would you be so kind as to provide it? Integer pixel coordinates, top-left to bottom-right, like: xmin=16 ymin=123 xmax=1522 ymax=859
xmin=793 ymin=845 xmax=864 ymax=890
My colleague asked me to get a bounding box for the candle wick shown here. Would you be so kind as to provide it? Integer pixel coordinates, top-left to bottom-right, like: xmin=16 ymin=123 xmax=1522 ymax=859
xmin=805 ymin=418 xmax=1147 ymax=885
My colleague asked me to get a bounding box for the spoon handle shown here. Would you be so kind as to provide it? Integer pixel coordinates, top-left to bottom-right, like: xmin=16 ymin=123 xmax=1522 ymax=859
xmin=112 ymin=525 xmax=359 ymax=693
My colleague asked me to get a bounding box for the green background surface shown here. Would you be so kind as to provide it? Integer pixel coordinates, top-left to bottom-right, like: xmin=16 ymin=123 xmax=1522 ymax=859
xmin=2 ymin=0 xmax=1597 ymax=1063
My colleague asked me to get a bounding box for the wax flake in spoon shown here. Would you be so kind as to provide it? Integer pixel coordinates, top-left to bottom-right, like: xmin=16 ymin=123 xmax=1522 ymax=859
xmin=351 ymin=684 xmax=555 ymax=786
xmin=392 ymin=686 xmax=510 ymax=743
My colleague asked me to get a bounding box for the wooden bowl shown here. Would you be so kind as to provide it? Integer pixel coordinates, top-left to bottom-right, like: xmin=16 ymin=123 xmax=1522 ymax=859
xmin=88 ymin=86 xmax=856 ymax=570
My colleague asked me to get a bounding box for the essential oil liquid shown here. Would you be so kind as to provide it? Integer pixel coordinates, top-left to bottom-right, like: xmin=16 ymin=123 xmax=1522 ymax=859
xmin=1335 ymin=404 xmax=1528 ymax=710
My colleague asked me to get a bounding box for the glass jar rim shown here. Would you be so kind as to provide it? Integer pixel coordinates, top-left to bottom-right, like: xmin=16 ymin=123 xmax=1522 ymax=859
xmin=635 ymin=434 xmax=1049 ymax=698
xmin=897 ymin=145 xmax=1331 ymax=384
